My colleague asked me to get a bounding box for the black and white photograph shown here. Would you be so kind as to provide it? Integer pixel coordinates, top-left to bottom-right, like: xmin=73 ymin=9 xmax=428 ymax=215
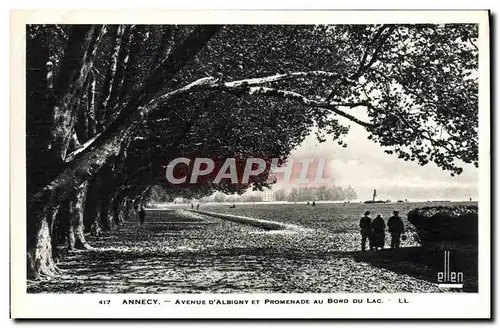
xmin=10 ymin=9 xmax=491 ymax=319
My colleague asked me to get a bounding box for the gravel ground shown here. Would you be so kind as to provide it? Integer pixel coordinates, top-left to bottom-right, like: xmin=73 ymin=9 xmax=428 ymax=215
xmin=27 ymin=205 xmax=450 ymax=293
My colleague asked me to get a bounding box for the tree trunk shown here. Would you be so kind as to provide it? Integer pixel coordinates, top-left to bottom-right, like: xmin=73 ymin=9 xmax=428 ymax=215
xmin=26 ymin=30 xmax=53 ymax=199
xmin=98 ymin=25 xmax=129 ymax=129
xmin=67 ymin=182 xmax=93 ymax=250
xmin=100 ymin=26 xmax=125 ymax=109
xmin=49 ymin=25 xmax=105 ymax=169
xmin=112 ymin=196 xmax=125 ymax=225
xmin=118 ymin=197 xmax=129 ymax=223
xmin=27 ymin=207 xmax=60 ymax=279
xmin=83 ymin=178 xmax=103 ymax=237
xmin=26 ymin=26 xmax=107 ymax=278
xmin=98 ymin=163 xmax=117 ymax=231
xmin=49 ymin=205 xmax=63 ymax=257
xmin=123 ymin=198 xmax=134 ymax=221
xmin=100 ymin=198 xmax=114 ymax=231
xmin=89 ymin=206 xmax=103 ymax=237
xmin=87 ymin=75 xmax=97 ymax=138
xmin=150 ymin=27 xmax=175 ymax=71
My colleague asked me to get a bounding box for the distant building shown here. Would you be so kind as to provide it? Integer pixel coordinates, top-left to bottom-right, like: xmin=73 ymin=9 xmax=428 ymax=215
xmin=261 ymin=189 xmax=275 ymax=202
xmin=261 ymin=172 xmax=277 ymax=202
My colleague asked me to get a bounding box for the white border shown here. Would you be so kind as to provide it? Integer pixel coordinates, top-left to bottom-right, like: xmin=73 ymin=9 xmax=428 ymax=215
xmin=9 ymin=9 xmax=491 ymax=319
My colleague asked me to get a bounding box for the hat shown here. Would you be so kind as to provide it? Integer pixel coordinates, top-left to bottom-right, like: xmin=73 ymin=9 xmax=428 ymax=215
xmin=393 ymin=210 xmax=399 ymax=214
xmin=364 ymin=211 xmax=370 ymax=216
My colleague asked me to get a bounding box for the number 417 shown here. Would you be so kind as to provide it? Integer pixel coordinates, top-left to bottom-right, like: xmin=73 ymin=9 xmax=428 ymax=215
xmin=99 ymin=300 xmax=111 ymax=305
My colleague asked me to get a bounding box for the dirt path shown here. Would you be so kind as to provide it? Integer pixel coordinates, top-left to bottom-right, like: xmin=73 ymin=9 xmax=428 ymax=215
xmin=28 ymin=209 xmax=440 ymax=293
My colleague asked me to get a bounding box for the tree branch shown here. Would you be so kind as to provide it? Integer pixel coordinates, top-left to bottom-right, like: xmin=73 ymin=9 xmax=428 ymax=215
xmin=149 ymin=74 xmax=373 ymax=128
xmin=356 ymin=25 xmax=387 ymax=75
xmin=222 ymin=86 xmax=374 ymax=128
xmin=82 ymin=25 xmax=222 ymax=157
xmin=74 ymin=71 xmax=374 ymax=166
xmin=224 ymin=70 xmax=353 ymax=87
xmin=362 ymin=26 xmax=396 ymax=70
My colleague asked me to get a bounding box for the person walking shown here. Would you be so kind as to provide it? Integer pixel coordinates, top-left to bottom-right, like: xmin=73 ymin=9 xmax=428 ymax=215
xmin=387 ymin=210 xmax=405 ymax=249
xmin=371 ymin=214 xmax=386 ymax=250
xmin=359 ymin=211 xmax=373 ymax=252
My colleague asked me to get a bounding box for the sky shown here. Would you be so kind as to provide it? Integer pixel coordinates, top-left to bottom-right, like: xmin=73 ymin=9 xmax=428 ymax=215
xmin=279 ymin=119 xmax=478 ymax=202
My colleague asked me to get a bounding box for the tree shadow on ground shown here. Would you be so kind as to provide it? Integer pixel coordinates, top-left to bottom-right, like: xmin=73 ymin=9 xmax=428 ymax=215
xmin=44 ymin=245 xmax=362 ymax=283
xmin=28 ymin=244 xmax=478 ymax=293
xmin=351 ymin=246 xmax=478 ymax=292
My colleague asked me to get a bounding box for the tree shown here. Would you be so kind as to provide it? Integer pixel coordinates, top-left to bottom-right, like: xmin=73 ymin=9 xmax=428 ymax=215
xmin=25 ymin=23 xmax=478 ymax=279
xmin=213 ymin=192 xmax=227 ymax=203
xmin=332 ymin=186 xmax=346 ymax=201
xmin=316 ymin=185 xmax=329 ymax=201
xmin=344 ymin=185 xmax=358 ymax=201
xmin=148 ymin=185 xmax=172 ymax=203
xmin=287 ymin=188 xmax=300 ymax=202
xmin=248 ymin=193 xmax=263 ymax=203
xmin=274 ymin=189 xmax=286 ymax=201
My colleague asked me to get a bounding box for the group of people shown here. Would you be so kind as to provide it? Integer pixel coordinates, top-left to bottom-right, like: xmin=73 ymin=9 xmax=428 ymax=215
xmin=359 ymin=210 xmax=405 ymax=251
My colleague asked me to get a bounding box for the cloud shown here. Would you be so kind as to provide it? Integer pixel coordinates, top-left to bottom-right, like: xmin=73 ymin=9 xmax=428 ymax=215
xmin=286 ymin=122 xmax=478 ymax=201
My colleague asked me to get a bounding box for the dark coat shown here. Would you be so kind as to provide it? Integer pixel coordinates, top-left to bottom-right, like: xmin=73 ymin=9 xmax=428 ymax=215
xmin=359 ymin=216 xmax=372 ymax=234
xmin=371 ymin=217 xmax=386 ymax=247
xmin=387 ymin=215 xmax=404 ymax=233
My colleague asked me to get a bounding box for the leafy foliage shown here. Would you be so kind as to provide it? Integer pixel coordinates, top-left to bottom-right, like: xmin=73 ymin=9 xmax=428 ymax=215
xmin=27 ymin=24 xmax=478 ymax=202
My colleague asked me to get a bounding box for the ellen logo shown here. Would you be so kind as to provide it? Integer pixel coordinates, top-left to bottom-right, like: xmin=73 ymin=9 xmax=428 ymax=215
xmin=437 ymin=250 xmax=464 ymax=289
